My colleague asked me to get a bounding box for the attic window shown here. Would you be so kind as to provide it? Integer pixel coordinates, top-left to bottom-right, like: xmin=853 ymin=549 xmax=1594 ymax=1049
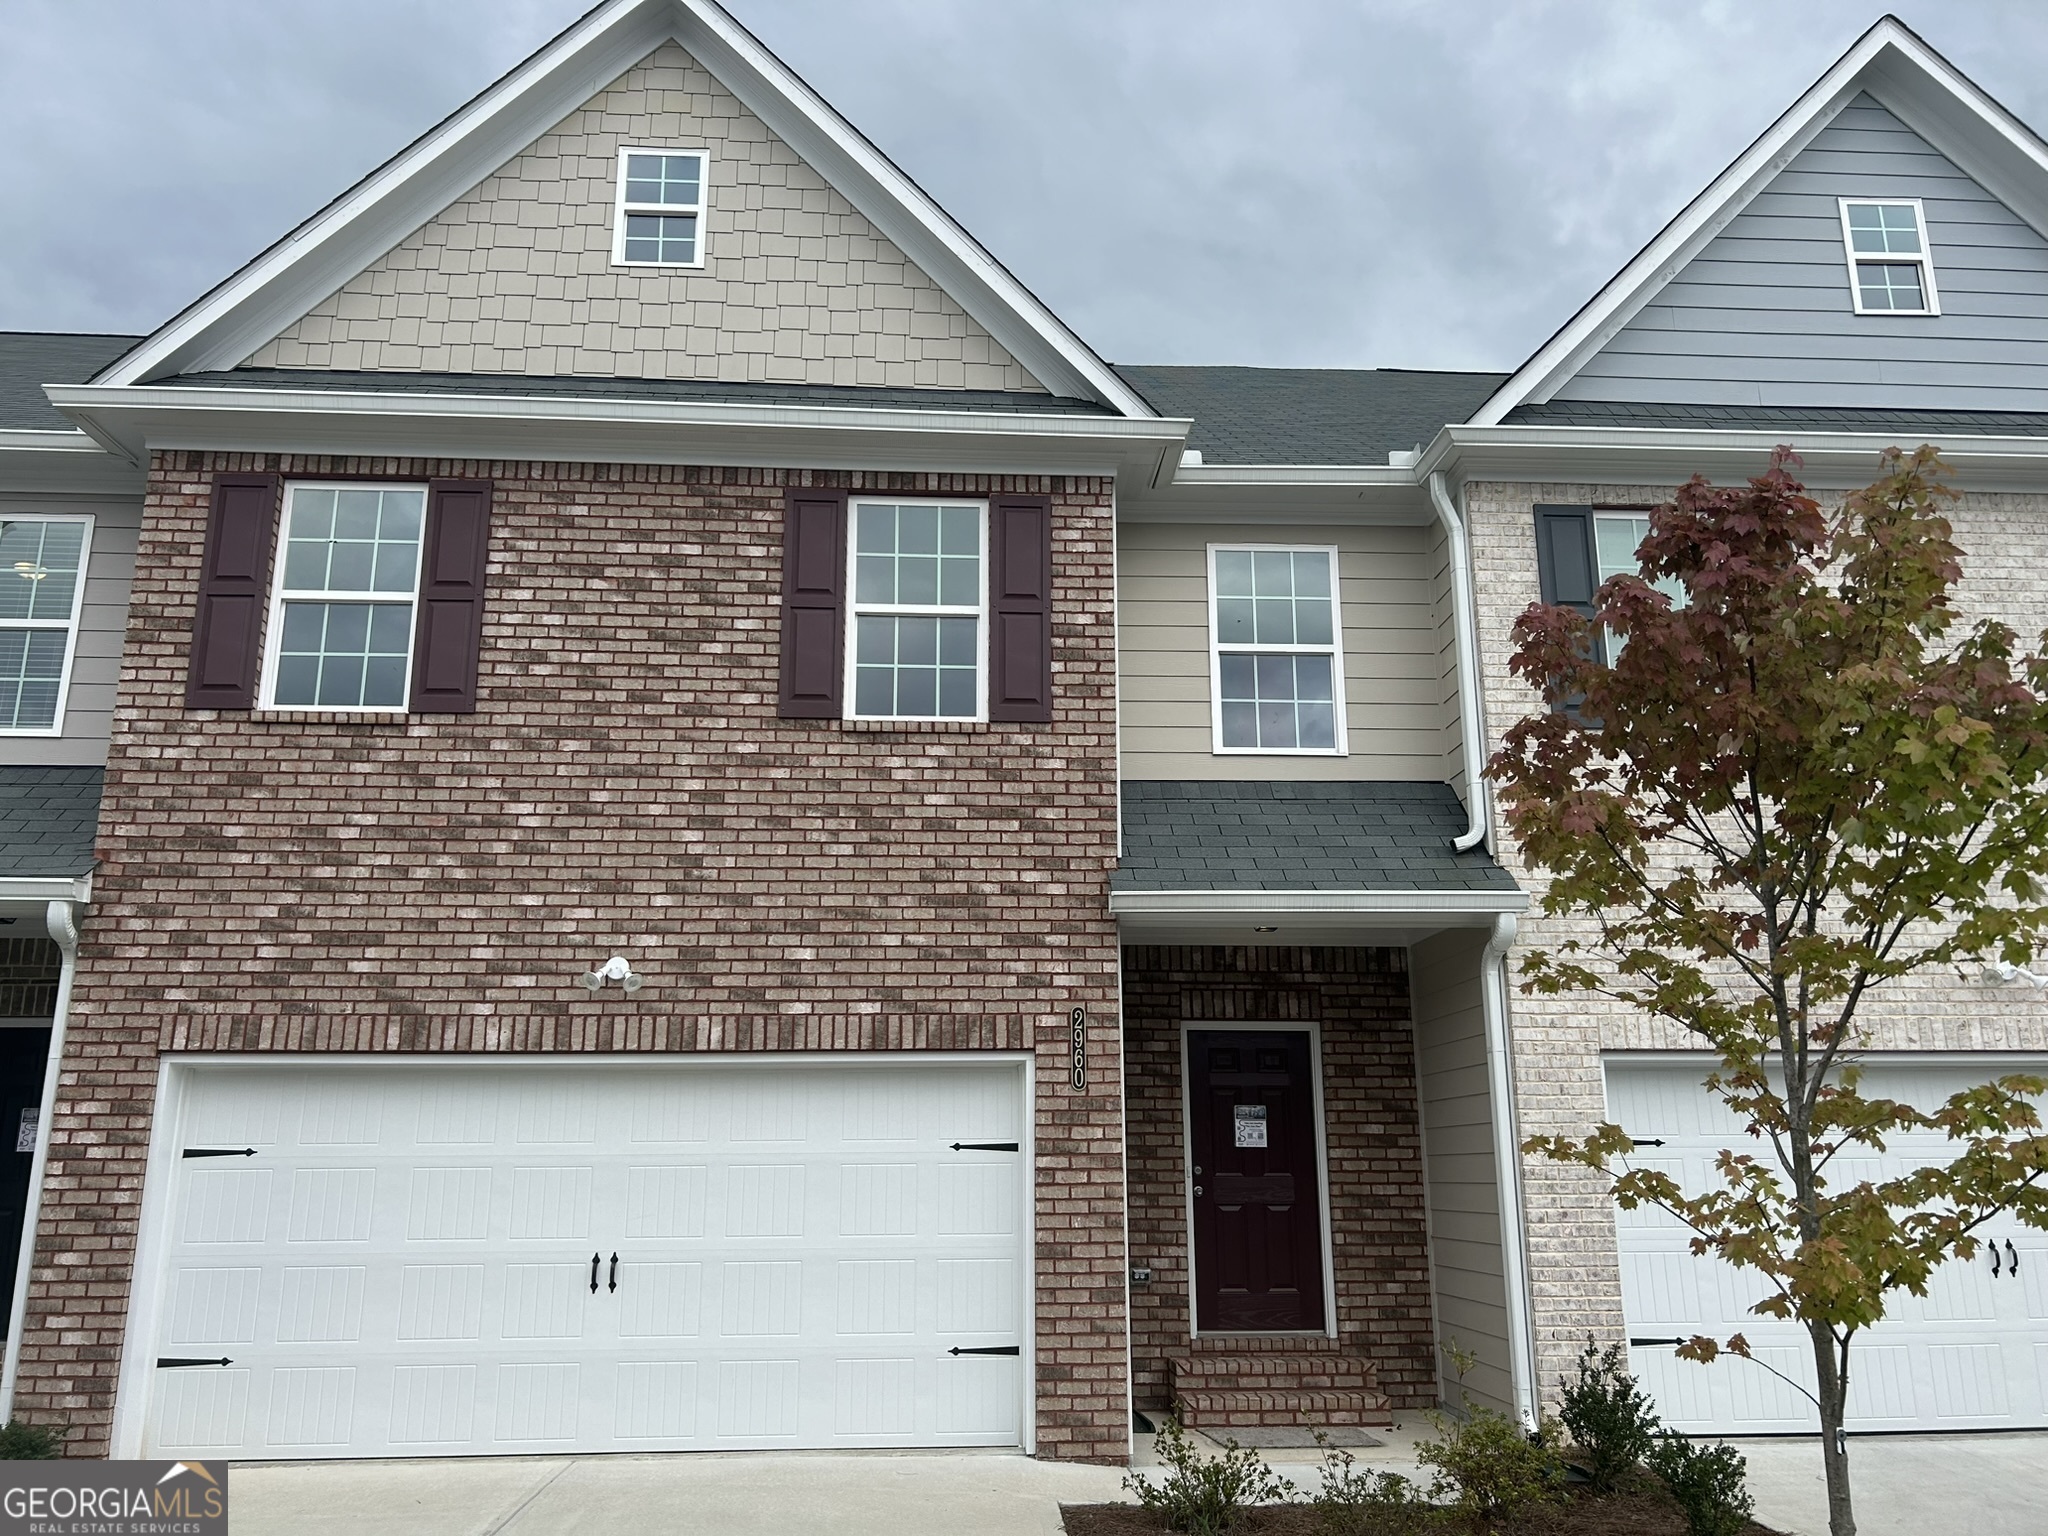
xmin=613 ymin=149 xmax=708 ymax=268
xmin=1839 ymin=199 xmax=1938 ymax=315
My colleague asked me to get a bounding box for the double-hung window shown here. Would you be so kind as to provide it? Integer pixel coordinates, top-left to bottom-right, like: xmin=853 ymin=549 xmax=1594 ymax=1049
xmin=1208 ymin=545 xmax=1346 ymax=753
xmin=261 ymin=484 xmax=426 ymax=711
xmin=0 ymin=515 xmax=92 ymax=734
xmin=1593 ymin=511 xmax=1686 ymax=659
xmin=1839 ymin=199 xmax=1938 ymax=315
xmin=613 ymin=148 xmax=708 ymax=267
xmin=848 ymin=500 xmax=986 ymax=720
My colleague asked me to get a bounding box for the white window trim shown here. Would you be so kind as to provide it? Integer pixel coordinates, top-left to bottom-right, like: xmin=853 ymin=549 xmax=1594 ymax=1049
xmin=1205 ymin=542 xmax=1349 ymax=757
xmin=257 ymin=481 xmax=427 ymax=715
xmin=611 ymin=146 xmax=711 ymax=269
xmin=843 ymin=497 xmax=990 ymax=723
xmin=0 ymin=513 xmax=94 ymax=738
xmin=1838 ymin=197 xmax=1940 ymax=316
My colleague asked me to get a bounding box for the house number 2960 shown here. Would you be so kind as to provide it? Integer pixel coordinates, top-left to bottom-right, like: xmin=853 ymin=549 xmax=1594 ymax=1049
xmin=1070 ymin=1006 xmax=1087 ymax=1091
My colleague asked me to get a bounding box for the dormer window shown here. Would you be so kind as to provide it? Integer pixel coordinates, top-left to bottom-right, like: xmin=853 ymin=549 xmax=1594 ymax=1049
xmin=1839 ymin=199 xmax=1938 ymax=315
xmin=613 ymin=149 xmax=708 ymax=268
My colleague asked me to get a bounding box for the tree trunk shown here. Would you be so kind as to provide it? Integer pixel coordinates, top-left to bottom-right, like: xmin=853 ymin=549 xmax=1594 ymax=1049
xmin=1808 ymin=1321 xmax=1855 ymax=1536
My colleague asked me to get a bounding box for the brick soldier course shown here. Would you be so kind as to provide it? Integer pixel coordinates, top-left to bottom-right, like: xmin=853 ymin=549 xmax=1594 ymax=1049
xmin=17 ymin=451 xmax=1130 ymax=1462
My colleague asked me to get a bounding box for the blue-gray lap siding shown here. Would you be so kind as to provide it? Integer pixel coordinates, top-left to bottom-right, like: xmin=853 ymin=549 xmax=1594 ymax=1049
xmin=1553 ymin=94 xmax=2048 ymax=410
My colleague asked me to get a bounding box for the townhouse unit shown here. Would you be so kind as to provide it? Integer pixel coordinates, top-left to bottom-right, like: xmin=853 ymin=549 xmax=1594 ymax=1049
xmin=0 ymin=1 xmax=2044 ymax=1463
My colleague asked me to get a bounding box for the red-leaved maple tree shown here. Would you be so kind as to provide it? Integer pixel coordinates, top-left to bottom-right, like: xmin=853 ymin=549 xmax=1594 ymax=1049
xmin=1493 ymin=447 xmax=2048 ymax=1536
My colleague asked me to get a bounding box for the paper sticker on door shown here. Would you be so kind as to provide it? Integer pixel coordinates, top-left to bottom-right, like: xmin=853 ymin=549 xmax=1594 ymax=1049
xmin=1233 ymin=1105 xmax=1267 ymax=1148
xmin=15 ymin=1108 xmax=36 ymax=1153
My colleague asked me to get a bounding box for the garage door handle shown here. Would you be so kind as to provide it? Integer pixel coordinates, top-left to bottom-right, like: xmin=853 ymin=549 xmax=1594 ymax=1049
xmin=157 ymin=1357 xmax=233 ymax=1368
xmin=947 ymin=1346 xmax=1020 ymax=1356
xmin=590 ymin=1253 xmax=601 ymax=1294
xmin=609 ymin=1253 xmax=619 ymax=1293
xmin=1993 ymin=1243 xmax=2002 ymax=1276
xmin=2008 ymin=1240 xmax=2020 ymax=1274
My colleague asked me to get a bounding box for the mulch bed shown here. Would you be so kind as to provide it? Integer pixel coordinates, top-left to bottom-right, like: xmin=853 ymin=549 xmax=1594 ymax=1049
xmin=1061 ymin=1486 xmax=1786 ymax=1535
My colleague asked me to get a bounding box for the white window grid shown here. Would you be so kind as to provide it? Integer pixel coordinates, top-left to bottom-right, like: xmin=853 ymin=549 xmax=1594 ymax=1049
xmin=258 ymin=481 xmax=428 ymax=714
xmin=1838 ymin=198 xmax=1940 ymax=316
xmin=0 ymin=513 xmax=94 ymax=737
xmin=1205 ymin=543 xmax=1349 ymax=756
xmin=612 ymin=146 xmax=710 ymax=269
xmin=844 ymin=498 xmax=990 ymax=722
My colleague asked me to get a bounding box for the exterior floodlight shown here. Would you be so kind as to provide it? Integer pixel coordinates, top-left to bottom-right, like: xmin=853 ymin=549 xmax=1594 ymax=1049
xmin=580 ymin=955 xmax=645 ymax=992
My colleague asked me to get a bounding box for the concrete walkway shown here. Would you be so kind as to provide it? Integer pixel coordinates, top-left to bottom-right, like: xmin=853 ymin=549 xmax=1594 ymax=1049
xmin=226 ymin=1424 xmax=2048 ymax=1536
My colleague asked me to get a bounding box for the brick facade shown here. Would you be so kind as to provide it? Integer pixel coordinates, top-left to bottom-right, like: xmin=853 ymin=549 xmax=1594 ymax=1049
xmin=1121 ymin=945 xmax=1435 ymax=1412
xmin=1465 ymin=473 xmax=2048 ymax=1407
xmin=20 ymin=451 xmax=1127 ymax=1461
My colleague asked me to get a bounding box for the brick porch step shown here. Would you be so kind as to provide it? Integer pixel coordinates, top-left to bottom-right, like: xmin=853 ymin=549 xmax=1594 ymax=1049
xmin=1167 ymin=1337 xmax=1393 ymax=1429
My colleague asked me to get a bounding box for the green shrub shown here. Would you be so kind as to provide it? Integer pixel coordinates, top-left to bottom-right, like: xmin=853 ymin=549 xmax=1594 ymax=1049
xmin=0 ymin=1420 xmax=66 ymax=1459
xmin=1415 ymin=1406 xmax=1565 ymax=1522
xmin=1646 ymin=1433 xmax=1754 ymax=1536
xmin=1309 ymin=1430 xmax=1436 ymax=1536
xmin=1123 ymin=1414 xmax=1293 ymax=1535
xmin=1558 ymin=1336 xmax=1661 ymax=1492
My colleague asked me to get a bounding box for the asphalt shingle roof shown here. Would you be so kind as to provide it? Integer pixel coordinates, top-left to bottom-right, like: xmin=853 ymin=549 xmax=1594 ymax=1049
xmin=0 ymin=332 xmax=142 ymax=430
xmin=1505 ymin=399 xmax=2048 ymax=436
xmin=0 ymin=767 xmax=102 ymax=878
xmin=1112 ymin=364 xmax=1507 ymax=465
xmin=151 ymin=367 xmax=1115 ymax=416
xmin=1113 ymin=780 xmax=1518 ymax=894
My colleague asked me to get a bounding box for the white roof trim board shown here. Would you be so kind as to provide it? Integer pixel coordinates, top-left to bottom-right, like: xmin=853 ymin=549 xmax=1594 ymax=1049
xmin=1472 ymin=15 xmax=2048 ymax=427
xmin=94 ymin=0 xmax=1154 ymax=418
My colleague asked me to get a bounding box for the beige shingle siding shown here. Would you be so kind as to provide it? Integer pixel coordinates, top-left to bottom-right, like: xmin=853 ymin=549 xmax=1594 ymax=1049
xmin=244 ymin=43 xmax=1046 ymax=392
xmin=1468 ymin=475 xmax=2048 ymax=1405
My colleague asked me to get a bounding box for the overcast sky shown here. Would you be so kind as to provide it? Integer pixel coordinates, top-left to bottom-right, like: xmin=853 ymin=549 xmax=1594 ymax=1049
xmin=4 ymin=1 xmax=2046 ymax=373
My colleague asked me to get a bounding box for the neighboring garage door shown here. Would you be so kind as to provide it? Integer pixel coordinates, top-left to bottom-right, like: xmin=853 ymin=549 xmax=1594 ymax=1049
xmin=132 ymin=1059 xmax=1029 ymax=1459
xmin=1609 ymin=1056 xmax=2048 ymax=1435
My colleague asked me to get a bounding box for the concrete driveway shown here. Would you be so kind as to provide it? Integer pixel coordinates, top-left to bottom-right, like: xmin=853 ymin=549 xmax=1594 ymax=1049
xmin=224 ymin=1424 xmax=2047 ymax=1536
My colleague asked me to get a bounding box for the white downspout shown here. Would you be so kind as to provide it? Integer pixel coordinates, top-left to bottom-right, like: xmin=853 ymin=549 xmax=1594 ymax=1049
xmin=1481 ymin=911 xmax=1539 ymax=1427
xmin=0 ymin=899 xmax=79 ymax=1423
xmin=1429 ymin=471 xmax=1488 ymax=852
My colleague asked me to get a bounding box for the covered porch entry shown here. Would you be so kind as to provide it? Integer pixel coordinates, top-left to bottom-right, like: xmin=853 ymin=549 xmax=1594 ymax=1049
xmin=1112 ymin=781 xmax=1533 ymax=1432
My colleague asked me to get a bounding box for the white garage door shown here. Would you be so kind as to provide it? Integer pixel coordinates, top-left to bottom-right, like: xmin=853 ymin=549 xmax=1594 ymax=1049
xmin=131 ymin=1058 xmax=1029 ymax=1459
xmin=1610 ymin=1056 xmax=2048 ymax=1435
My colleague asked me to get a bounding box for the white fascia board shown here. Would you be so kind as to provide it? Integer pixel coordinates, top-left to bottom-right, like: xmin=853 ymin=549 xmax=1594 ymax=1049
xmin=1421 ymin=422 xmax=2048 ymax=493
xmin=43 ymin=383 xmax=1189 ymax=483
xmin=678 ymin=3 xmax=1152 ymax=417
xmin=98 ymin=0 xmax=671 ymax=386
xmin=0 ymin=877 xmax=91 ymax=905
xmin=1470 ymin=20 xmax=1972 ymax=427
xmin=1119 ymin=463 xmax=1434 ymax=525
xmin=0 ymin=431 xmax=144 ymax=494
xmin=1108 ymin=889 xmax=1528 ymax=916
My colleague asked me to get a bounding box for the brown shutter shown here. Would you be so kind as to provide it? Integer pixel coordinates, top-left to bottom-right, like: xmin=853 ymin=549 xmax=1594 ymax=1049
xmin=186 ymin=472 xmax=280 ymax=709
xmin=778 ymin=487 xmax=847 ymax=718
xmin=408 ymin=479 xmax=492 ymax=714
xmin=988 ymin=493 xmax=1053 ymax=723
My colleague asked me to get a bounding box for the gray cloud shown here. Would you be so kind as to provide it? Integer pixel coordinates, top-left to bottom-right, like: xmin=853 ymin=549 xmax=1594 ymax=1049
xmin=3 ymin=0 xmax=2044 ymax=373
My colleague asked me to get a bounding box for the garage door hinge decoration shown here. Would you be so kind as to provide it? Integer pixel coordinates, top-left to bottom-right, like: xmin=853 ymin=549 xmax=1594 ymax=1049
xmin=947 ymin=1346 xmax=1021 ymax=1356
xmin=948 ymin=1142 xmax=1019 ymax=1152
xmin=181 ymin=1147 xmax=257 ymax=1158
xmin=157 ymin=1357 xmax=233 ymax=1369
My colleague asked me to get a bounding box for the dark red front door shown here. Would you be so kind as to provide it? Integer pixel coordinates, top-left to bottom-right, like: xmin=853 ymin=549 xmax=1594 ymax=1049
xmin=1188 ymin=1029 xmax=1326 ymax=1331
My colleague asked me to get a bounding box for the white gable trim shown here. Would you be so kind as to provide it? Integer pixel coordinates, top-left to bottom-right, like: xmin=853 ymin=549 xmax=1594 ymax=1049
xmin=96 ymin=0 xmax=1153 ymax=417
xmin=1471 ymin=16 xmax=2048 ymax=426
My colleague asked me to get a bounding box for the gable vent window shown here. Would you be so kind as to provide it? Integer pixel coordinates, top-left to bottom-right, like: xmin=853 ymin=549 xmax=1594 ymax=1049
xmin=614 ymin=148 xmax=708 ymax=268
xmin=1839 ymin=199 xmax=1938 ymax=315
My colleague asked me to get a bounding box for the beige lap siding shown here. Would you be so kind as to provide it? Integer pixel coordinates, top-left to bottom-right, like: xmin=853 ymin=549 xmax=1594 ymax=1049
xmin=1466 ymin=475 xmax=2048 ymax=1408
xmin=1121 ymin=945 xmax=1435 ymax=1411
xmin=21 ymin=452 xmax=1125 ymax=1461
